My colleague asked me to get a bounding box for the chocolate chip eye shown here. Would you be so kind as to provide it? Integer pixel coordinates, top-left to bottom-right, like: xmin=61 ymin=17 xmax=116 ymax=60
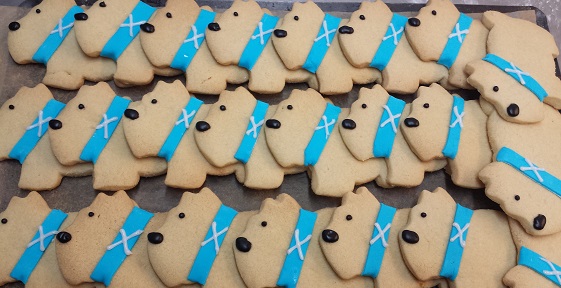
xmin=493 ymin=86 xmax=499 ymax=92
xmin=346 ymin=215 xmax=352 ymax=221
xmin=294 ymin=16 xmax=299 ymax=21
xmin=179 ymin=212 xmax=185 ymax=219
xmin=514 ymin=195 xmax=520 ymax=201
xmin=423 ymin=103 xmax=429 ymax=108
xmin=421 ymin=212 xmax=427 ymax=218
xmin=151 ymin=99 xmax=157 ymax=104
xmin=233 ymin=12 xmax=238 ymax=16
xmin=88 ymin=212 xmax=94 ymax=217
xmin=8 ymin=105 xmax=14 ymax=110
xmin=99 ymin=1 xmax=106 ymax=7
xmin=166 ymin=12 xmax=172 ymax=18
xmin=359 ymin=15 xmax=365 ymax=20
xmin=361 ymin=104 xmax=367 ymax=109
xmin=36 ymin=9 xmax=41 ymax=14
xmin=220 ymin=105 xmax=226 ymax=111
xmin=1 ymin=218 xmax=7 ymax=224
xmin=287 ymin=105 xmax=293 ymax=110
xmin=78 ymin=104 xmax=85 ymax=110
xmin=432 ymin=10 xmax=437 ymax=15
xmin=261 ymin=221 xmax=267 ymax=227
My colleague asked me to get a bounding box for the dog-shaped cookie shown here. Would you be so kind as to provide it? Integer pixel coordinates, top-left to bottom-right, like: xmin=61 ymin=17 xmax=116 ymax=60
xmin=339 ymin=85 xmax=446 ymax=187
xmin=195 ymin=86 xmax=303 ymax=189
xmin=205 ymin=0 xmax=317 ymax=94
xmin=7 ymin=0 xmax=116 ymax=90
xmin=48 ymin=82 xmax=167 ymax=191
xmin=264 ymin=88 xmax=386 ymax=197
xmin=337 ymin=1 xmax=448 ymax=94
xmin=147 ymin=188 xmax=255 ymax=287
xmin=406 ymin=0 xmax=488 ymax=89
xmin=399 ymin=187 xmax=516 ymax=287
xmin=271 ymin=1 xmax=381 ymax=95
xmin=72 ymin=0 xmax=180 ymax=87
xmin=139 ymin=0 xmax=248 ymax=94
xmin=320 ymin=187 xmax=446 ymax=288
xmin=55 ymin=191 xmax=177 ymax=287
xmin=400 ymin=83 xmax=491 ymax=188
xmin=122 ymin=80 xmax=242 ymax=189
xmin=234 ymin=193 xmax=374 ymax=288
xmin=0 ymin=192 xmax=92 ymax=288
xmin=0 ymin=84 xmax=92 ymax=190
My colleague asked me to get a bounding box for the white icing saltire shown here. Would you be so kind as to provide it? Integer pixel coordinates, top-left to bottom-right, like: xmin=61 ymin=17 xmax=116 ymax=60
xmin=120 ymin=14 xmax=147 ymax=37
xmin=106 ymin=229 xmax=144 ymax=256
xmin=370 ymin=222 xmax=391 ymax=248
xmin=175 ymin=109 xmax=197 ymax=129
xmin=315 ymin=115 xmax=336 ymax=140
xmin=448 ymin=22 xmax=469 ymax=43
xmin=379 ymin=105 xmax=401 ymax=133
xmin=51 ymin=18 xmax=74 ymax=38
xmin=287 ymin=229 xmax=312 ymax=261
xmin=184 ymin=25 xmax=204 ymax=50
xmin=251 ymin=21 xmax=275 ymax=45
xmin=520 ymin=158 xmax=546 ymax=183
xmin=504 ymin=62 xmax=531 ymax=85
xmin=542 ymin=257 xmax=561 ymax=285
xmin=96 ymin=114 xmax=119 ymax=139
xmin=449 ymin=105 xmax=464 ymax=128
xmin=382 ymin=23 xmax=404 ymax=46
xmin=450 ymin=222 xmax=470 ymax=248
xmin=246 ymin=116 xmax=264 ymax=139
xmin=200 ymin=221 xmax=229 ymax=255
xmin=26 ymin=110 xmax=52 ymax=138
xmin=26 ymin=226 xmax=58 ymax=252
xmin=314 ymin=20 xmax=337 ymax=47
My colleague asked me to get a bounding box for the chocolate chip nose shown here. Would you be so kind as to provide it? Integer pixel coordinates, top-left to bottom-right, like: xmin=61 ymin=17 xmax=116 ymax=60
xmin=8 ymin=22 xmax=20 ymax=31
xmin=195 ymin=121 xmax=211 ymax=132
xmin=404 ymin=117 xmax=419 ymax=128
xmin=140 ymin=23 xmax=155 ymax=33
xmin=401 ymin=230 xmax=419 ymax=244
xmin=322 ymin=229 xmax=339 ymax=243
xmin=147 ymin=232 xmax=164 ymax=244
xmin=236 ymin=237 xmax=252 ymax=252
xmin=408 ymin=17 xmax=421 ymax=27
xmin=56 ymin=231 xmax=72 ymax=243
xmin=124 ymin=109 xmax=139 ymax=120
xmin=74 ymin=12 xmax=88 ymax=21
xmin=49 ymin=119 xmax=63 ymax=130
xmin=274 ymin=29 xmax=287 ymax=38
xmin=266 ymin=119 xmax=281 ymax=129
xmin=507 ymin=104 xmax=520 ymax=117
xmin=207 ymin=22 xmax=220 ymax=31
xmin=341 ymin=119 xmax=356 ymax=130
xmin=338 ymin=26 xmax=354 ymax=34
xmin=533 ymin=214 xmax=546 ymax=230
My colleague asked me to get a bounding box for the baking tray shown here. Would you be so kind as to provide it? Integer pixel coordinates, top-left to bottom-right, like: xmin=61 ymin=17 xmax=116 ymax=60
xmin=0 ymin=1 xmax=559 ymax=287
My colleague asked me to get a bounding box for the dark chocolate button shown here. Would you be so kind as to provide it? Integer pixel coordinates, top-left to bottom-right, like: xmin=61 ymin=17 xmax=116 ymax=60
xmin=74 ymin=12 xmax=88 ymax=21
xmin=408 ymin=17 xmax=420 ymax=27
xmin=56 ymin=231 xmax=72 ymax=243
xmin=341 ymin=119 xmax=356 ymax=130
xmin=8 ymin=22 xmax=20 ymax=31
xmin=208 ymin=22 xmax=220 ymax=31
xmin=196 ymin=121 xmax=211 ymax=132
xmin=404 ymin=117 xmax=419 ymax=128
xmin=235 ymin=237 xmax=252 ymax=252
xmin=99 ymin=1 xmax=106 ymax=7
xmin=401 ymin=230 xmax=419 ymax=244
xmin=140 ymin=23 xmax=155 ymax=33
xmin=338 ymin=26 xmax=354 ymax=34
xmin=49 ymin=119 xmax=62 ymax=130
xmin=273 ymin=29 xmax=287 ymax=38
xmin=124 ymin=109 xmax=139 ymax=120
xmin=534 ymin=214 xmax=546 ymax=230
xmin=147 ymin=232 xmax=164 ymax=244
xmin=265 ymin=119 xmax=281 ymax=129
xmin=322 ymin=229 xmax=339 ymax=243
xmin=507 ymin=104 xmax=520 ymax=117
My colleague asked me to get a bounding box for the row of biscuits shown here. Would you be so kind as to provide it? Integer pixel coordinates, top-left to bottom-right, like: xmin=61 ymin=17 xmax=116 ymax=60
xmin=2 ymin=186 xmax=560 ymax=287
xmin=7 ymin=0 xmax=561 ymax=103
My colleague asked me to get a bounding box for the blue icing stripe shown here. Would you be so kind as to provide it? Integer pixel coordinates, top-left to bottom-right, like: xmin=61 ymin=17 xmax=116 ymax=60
xmin=362 ymin=204 xmax=396 ymax=278
xmin=100 ymin=1 xmax=156 ymax=60
xmin=442 ymin=96 xmax=465 ymax=159
xmin=302 ymin=14 xmax=341 ymax=73
xmin=10 ymin=209 xmax=67 ymax=284
xmin=234 ymin=101 xmax=269 ymax=164
xmin=437 ymin=13 xmax=472 ymax=69
xmin=90 ymin=206 xmax=153 ymax=286
xmin=32 ymin=6 xmax=83 ymax=64
xmin=496 ymin=147 xmax=561 ymax=199
xmin=187 ymin=205 xmax=238 ymax=285
xmin=519 ymin=247 xmax=561 ymax=287
xmin=439 ymin=203 xmax=473 ymax=281
xmin=239 ymin=13 xmax=279 ymax=71
xmin=277 ymin=209 xmax=317 ymax=288
xmin=80 ymin=96 xmax=131 ymax=164
xmin=373 ymin=96 xmax=406 ymax=158
xmin=370 ymin=13 xmax=408 ymax=71
xmin=483 ymin=54 xmax=548 ymax=102
xmin=9 ymin=99 xmax=65 ymax=164
xmin=170 ymin=10 xmax=216 ymax=72
xmin=157 ymin=97 xmax=203 ymax=162
xmin=304 ymin=103 xmax=341 ymax=166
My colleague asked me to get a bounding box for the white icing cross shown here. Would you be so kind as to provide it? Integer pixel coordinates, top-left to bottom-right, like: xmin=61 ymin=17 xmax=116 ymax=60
xmin=520 ymin=158 xmax=545 ymax=183
xmin=505 ymin=62 xmax=530 ymax=85
xmin=120 ymin=14 xmax=146 ymax=37
xmin=314 ymin=20 xmax=336 ymax=47
xmin=107 ymin=229 xmax=143 ymax=256
xmin=382 ymin=23 xmax=404 ymax=46
xmin=251 ymin=21 xmax=274 ymax=45
xmin=380 ymin=105 xmax=401 ymax=134
xmin=370 ymin=222 xmax=391 ymax=248
xmin=448 ymin=23 xmax=469 ymax=44
xmin=26 ymin=110 xmax=52 ymax=137
xmin=541 ymin=257 xmax=561 ymax=285
xmin=245 ymin=116 xmax=264 ymax=139
xmin=50 ymin=18 xmax=74 ymax=38
xmin=184 ymin=25 xmax=204 ymax=50
xmin=315 ymin=115 xmax=336 ymax=140
xmin=449 ymin=105 xmax=465 ymax=129
xmin=96 ymin=114 xmax=119 ymax=139
xmin=287 ymin=229 xmax=312 ymax=261
xmin=27 ymin=226 xmax=58 ymax=252
xmin=175 ymin=109 xmax=196 ymax=129
xmin=450 ymin=222 xmax=469 ymax=248
xmin=201 ymin=221 xmax=229 ymax=255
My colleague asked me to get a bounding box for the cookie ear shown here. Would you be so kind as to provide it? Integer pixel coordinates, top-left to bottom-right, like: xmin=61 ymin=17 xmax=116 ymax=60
xmin=432 ymin=187 xmax=455 ymax=205
xmin=23 ymin=191 xmax=50 ymax=211
xmin=112 ymin=190 xmax=134 ymax=205
xmin=481 ymin=11 xmax=508 ymax=30
xmin=276 ymin=193 xmax=300 ymax=210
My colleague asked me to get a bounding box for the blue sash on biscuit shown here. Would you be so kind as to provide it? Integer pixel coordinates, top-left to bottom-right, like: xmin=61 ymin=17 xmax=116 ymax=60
xmin=362 ymin=203 xmax=396 ymax=278
xmin=304 ymin=103 xmax=341 ymax=166
xmin=239 ymin=13 xmax=279 ymax=71
xmin=442 ymin=96 xmax=465 ymax=159
xmin=170 ymin=10 xmax=216 ymax=72
xmin=373 ymin=96 xmax=406 ymax=158
xmin=519 ymin=246 xmax=561 ymax=287
xmin=302 ymin=14 xmax=341 ymax=73
xmin=439 ymin=203 xmax=473 ymax=280
xmin=437 ymin=13 xmax=472 ymax=69
xmin=234 ymin=100 xmax=269 ymax=164
xmin=370 ymin=13 xmax=408 ymax=71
